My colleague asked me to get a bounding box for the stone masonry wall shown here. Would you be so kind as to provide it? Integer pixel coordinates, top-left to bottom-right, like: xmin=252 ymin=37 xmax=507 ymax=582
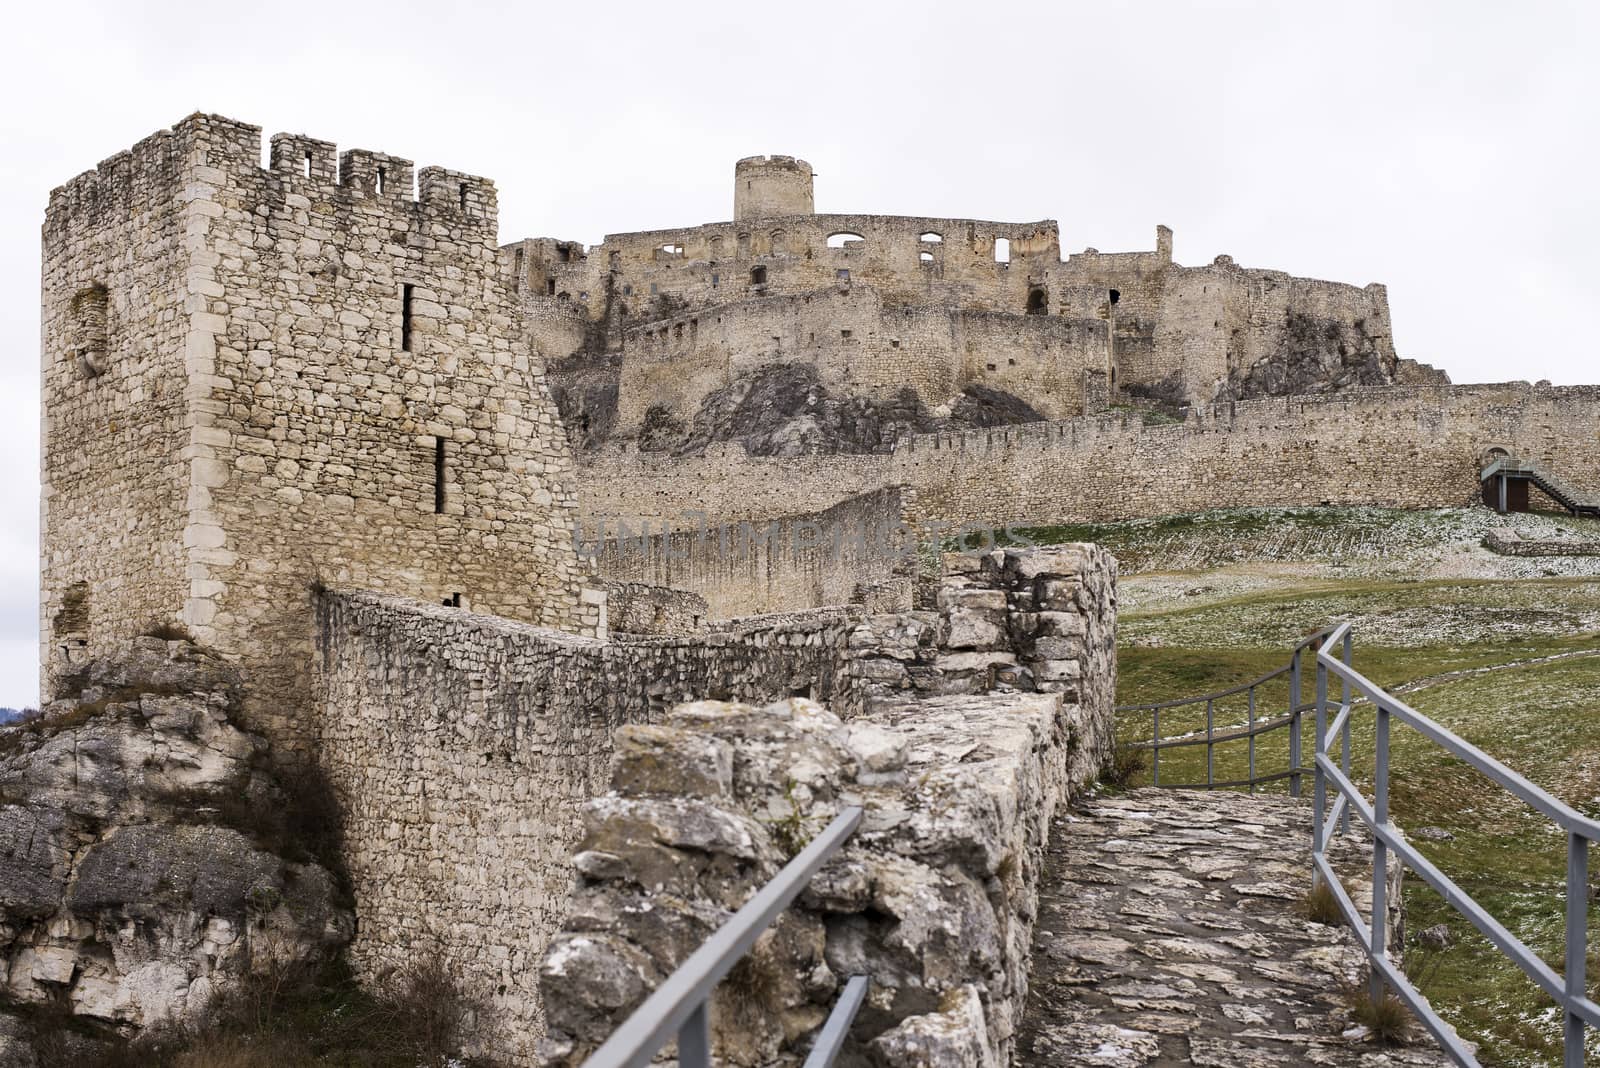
xmin=579 ymin=383 xmax=1600 ymax=530
xmin=313 ymin=590 xmax=862 ymax=1065
xmin=591 ymin=486 xmax=917 ymax=620
xmin=535 ymin=547 xmax=1117 ymax=1067
xmin=41 ymin=126 xmax=194 ymax=694
xmin=314 ymin=545 xmax=1114 ymax=1065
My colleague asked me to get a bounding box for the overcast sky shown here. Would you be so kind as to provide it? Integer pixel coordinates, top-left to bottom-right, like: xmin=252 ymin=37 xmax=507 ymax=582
xmin=1 ymin=0 xmax=1595 ymax=707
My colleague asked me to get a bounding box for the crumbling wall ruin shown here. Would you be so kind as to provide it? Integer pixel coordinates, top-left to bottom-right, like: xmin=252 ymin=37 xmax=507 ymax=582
xmin=314 ymin=545 xmax=1114 ymax=1065
xmin=590 ymin=486 xmax=918 ymax=620
xmin=537 ymin=546 xmax=1117 ymax=1067
xmin=312 ymin=591 xmax=862 ymax=1064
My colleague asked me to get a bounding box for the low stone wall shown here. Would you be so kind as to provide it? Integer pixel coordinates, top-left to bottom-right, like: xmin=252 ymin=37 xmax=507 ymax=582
xmin=1483 ymin=527 xmax=1600 ymax=557
xmin=604 ymin=581 xmax=710 ymax=636
xmin=313 ymin=591 xmax=862 ymax=1065
xmin=591 ymin=486 xmax=917 ymax=619
xmin=538 ymin=688 xmax=1109 ymax=1067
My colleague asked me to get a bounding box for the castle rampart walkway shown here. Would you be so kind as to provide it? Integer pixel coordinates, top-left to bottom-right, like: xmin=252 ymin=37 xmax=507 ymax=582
xmin=1019 ymin=789 xmax=1452 ymax=1066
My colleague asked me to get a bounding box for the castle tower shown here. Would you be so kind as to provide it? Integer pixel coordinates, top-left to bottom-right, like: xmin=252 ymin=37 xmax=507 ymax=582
xmin=733 ymin=155 xmax=813 ymax=221
xmin=41 ymin=113 xmax=603 ymax=744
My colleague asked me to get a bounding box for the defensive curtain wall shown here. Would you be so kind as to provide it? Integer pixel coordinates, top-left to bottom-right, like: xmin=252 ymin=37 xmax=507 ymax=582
xmin=591 ymin=486 xmax=918 ymax=622
xmin=314 ymin=546 xmax=1116 ymax=1065
xmin=577 ymin=382 xmax=1600 ymax=533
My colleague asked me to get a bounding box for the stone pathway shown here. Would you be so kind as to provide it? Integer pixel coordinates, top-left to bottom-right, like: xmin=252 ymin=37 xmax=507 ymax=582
xmin=1019 ymin=789 xmax=1454 ymax=1066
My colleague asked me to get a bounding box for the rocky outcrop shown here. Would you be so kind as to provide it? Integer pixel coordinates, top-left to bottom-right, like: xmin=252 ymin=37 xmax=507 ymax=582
xmin=537 ymin=687 xmax=1109 ymax=1068
xmin=1227 ymin=312 xmax=1450 ymax=405
xmin=566 ymin=361 xmax=1051 ymax=457
xmin=0 ymin=639 xmax=352 ymax=1046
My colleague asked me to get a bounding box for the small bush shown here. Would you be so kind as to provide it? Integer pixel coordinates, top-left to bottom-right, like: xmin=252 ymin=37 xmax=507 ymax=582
xmin=1347 ymin=981 xmax=1413 ymax=1045
xmin=1298 ymin=876 xmax=1349 ymax=926
xmin=1100 ymin=744 xmax=1148 ymax=790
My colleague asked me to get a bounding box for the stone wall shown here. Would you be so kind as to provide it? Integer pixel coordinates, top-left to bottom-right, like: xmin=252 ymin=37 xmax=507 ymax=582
xmin=536 ymin=545 xmax=1116 ymax=1067
xmin=578 ymin=384 xmax=1600 ymax=531
xmin=314 ymin=545 xmax=1115 ymax=1065
xmin=41 ymin=125 xmax=193 ymax=699
xmin=313 ymin=590 xmax=862 ymax=1065
xmin=1483 ymin=527 xmax=1600 ymax=557
xmin=604 ymin=582 xmax=709 ymax=635
xmin=591 ymin=486 xmax=917 ymax=620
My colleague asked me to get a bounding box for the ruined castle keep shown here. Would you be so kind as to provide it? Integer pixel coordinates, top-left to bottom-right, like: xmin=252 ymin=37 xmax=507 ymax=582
xmin=524 ymin=154 xmax=1446 ymax=457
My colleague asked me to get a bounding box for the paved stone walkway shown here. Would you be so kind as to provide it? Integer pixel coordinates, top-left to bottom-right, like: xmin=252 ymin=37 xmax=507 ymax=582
xmin=1019 ymin=789 xmax=1454 ymax=1066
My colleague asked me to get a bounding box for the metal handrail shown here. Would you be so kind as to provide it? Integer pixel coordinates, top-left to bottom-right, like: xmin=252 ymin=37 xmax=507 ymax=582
xmin=1312 ymin=623 xmax=1597 ymax=1067
xmin=1116 ymin=625 xmax=1340 ymax=792
xmin=580 ymin=807 xmax=868 ymax=1068
xmin=1481 ymin=455 xmax=1600 ymax=513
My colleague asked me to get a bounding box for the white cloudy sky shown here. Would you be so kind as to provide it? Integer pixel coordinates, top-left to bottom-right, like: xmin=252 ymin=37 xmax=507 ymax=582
xmin=1 ymin=0 xmax=1595 ymax=706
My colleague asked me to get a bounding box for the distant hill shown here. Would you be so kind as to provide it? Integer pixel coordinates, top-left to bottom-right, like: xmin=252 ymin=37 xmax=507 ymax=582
xmin=0 ymin=707 xmax=36 ymax=725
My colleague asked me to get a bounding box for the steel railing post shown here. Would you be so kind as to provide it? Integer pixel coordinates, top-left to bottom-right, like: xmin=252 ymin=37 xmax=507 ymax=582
xmin=678 ymin=1003 xmax=711 ymax=1068
xmin=1313 ymin=656 xmax=1328 ymax=870
xmin=1152 ymin=708 xmax=1160 ymax=787
xmin=1206 ymin=697 xmax=1215 ymax=788
xmin=1340 ymin=630 xmax=1354 ymax=836
xmin=1565 ymin=831 xmax=1589 ymax=1068
xmin=1248 ymin=685 xmax=1257 ymax=795
xmin=1371 ymin=698 xmax=1391 ymax=1008
xmin=1289 ymin=649 xmax=1303 ymax=797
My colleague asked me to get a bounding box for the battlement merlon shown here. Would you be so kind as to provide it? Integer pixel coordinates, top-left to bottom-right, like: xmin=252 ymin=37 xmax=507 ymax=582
xmin=46 ymin=113 xmax=498 ymax=237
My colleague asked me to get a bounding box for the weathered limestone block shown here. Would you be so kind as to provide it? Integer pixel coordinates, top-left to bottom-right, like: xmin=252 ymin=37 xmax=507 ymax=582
xmin=871 ymin=986 xmax=1000 ymax=1068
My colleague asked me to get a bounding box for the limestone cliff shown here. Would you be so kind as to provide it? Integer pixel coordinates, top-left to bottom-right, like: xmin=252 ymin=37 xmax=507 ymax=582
xmin=0 ymin=639 xmax=352 ymax=1060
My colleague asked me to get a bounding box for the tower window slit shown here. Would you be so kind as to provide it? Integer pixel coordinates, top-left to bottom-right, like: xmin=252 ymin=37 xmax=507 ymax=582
xmin=376 ymin=166 xmax=386 ymax=194
xmin=434 ymin=436 xmax=446 ymax=514
xmin=402 ymin=284 xmax=414 ymax=352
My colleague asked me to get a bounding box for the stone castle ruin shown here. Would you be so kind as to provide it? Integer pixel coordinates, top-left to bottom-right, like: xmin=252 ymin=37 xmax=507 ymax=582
xmin=18 ymin=112 xmax=1600 ymax=1064
xmin=528 ymin=154 xmax=1447 ymax=458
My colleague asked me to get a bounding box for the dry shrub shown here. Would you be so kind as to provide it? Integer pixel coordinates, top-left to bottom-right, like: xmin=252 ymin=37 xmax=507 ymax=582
xmin=1298 ymin=876 xmax=1353 ymax=926
xmin=1100 ymin=744 xmax=1148 ymax=789
xmin=1347 ymin=981 xmax=1413 ymax=1045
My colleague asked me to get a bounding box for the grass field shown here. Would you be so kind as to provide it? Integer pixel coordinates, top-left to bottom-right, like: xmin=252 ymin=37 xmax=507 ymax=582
xmin=1047 ymin=508 xmax=1600 ymax=1066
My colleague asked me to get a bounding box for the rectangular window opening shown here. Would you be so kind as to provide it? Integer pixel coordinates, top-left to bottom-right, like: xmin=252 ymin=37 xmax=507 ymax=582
xmin=459 ymin=183 xmax=468 ymax=211
xmin=433 ymin=436 xmax=446 ymax=514
xmin=401 ymin=284 xmax=414 ymax=352
xmin=376 ymin=166 xmax=387 ymax=194
xmin=303 ymin=151 xmax=312 ymax=178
